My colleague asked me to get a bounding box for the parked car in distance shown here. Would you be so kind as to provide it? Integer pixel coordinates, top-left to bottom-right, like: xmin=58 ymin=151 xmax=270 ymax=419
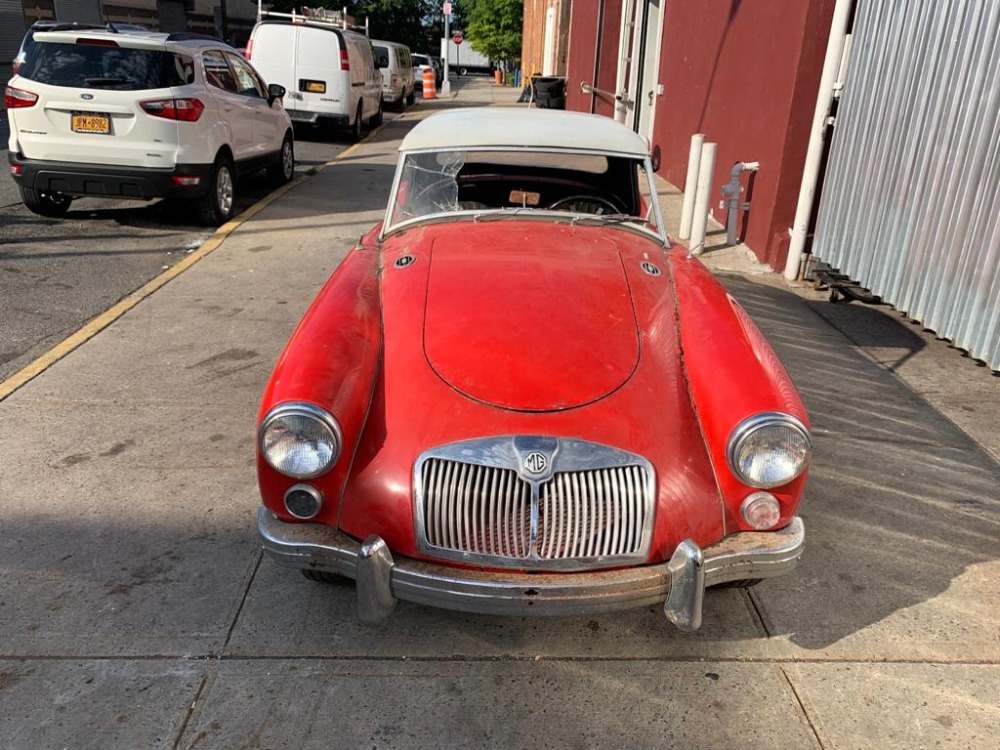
xmin=248 ymin=12 xmax=382 ymax=141
xmin=6 ymin=29 xmax=294 ymax=225
xmin=12 ymin=21 xmax=148 ymax=75
xmin=373 ymin=39 xmax=415 ymax=108
xmin=255 ymin=108 xmax=812 ymax=632
xmin=411 ymin=53 xmax=441 ymax=86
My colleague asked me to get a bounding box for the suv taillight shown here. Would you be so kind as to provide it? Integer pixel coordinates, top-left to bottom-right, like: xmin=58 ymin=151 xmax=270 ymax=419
xmin=246 ymin=39 xmax=254 ymax=59
xmin=340 ymin=48 xmax=350 ymax=71
xmin=5 ymin=85 xmax=38 ymax=109
xmin=140 ymin=98 xmax=205 ymax=122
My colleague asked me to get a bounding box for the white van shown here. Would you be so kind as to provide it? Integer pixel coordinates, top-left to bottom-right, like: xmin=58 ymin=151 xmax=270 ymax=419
xmin=372 ymin=40 xmax=415 ymax=109
xmin=248 ymin=16 xmax=382 ymax=139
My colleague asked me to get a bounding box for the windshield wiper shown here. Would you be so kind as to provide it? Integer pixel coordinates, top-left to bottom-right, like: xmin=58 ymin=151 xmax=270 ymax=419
xmin=84 ymin=77 xmax=126 ymax=87
xmin=473 ymin=208 xmax=534 ymax=222
xmin=570 ymin=213 xmax=649 ymax=226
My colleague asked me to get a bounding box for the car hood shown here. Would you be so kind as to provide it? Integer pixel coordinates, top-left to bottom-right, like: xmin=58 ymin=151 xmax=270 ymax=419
xmin=422 ymin=227 xmax=640 ymax=411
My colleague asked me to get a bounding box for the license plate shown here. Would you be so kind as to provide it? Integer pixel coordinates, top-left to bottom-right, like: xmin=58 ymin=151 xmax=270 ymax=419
xmin=71 ymin=112 xmax=111 ymax=135
xmin=300 ymin=80 xmax=326 ymax=94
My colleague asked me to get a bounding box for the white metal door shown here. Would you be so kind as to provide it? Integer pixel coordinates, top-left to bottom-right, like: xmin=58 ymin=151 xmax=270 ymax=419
xmin=637 ymin=0 xmax=663 ymax=138
xmin=614 ymin=0 xmax=640 ymax=123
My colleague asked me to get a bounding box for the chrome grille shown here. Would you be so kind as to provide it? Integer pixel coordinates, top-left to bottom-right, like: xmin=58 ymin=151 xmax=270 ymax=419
xmin=421 ymin=459 xmax=532 ymax=557
xmin=415 ymin=437 xmax=655 ymax=570
xmin=537 ymin=466 xmax=648 ymax=559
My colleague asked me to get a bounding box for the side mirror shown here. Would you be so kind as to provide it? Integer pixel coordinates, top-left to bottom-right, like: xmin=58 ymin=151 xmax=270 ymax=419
xmin=267 ymin=83 xmax=285 ymax=105
xmin=379 ymin=56 xmax=389 ymax=68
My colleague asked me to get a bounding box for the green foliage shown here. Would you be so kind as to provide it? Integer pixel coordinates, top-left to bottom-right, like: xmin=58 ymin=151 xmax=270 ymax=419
xmin=464 ymin=0 xmax=522 ymax=64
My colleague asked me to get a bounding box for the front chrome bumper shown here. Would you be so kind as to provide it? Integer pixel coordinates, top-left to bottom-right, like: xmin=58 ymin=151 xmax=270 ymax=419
xmin=257 ymin=508 xmax=805 ymax=631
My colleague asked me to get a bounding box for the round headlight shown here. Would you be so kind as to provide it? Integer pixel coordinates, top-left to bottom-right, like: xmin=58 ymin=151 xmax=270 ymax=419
xmin=259 ymin=403 xmax=342 ymax=479
xmin=727 ymin=413 xmax=811 ymax=489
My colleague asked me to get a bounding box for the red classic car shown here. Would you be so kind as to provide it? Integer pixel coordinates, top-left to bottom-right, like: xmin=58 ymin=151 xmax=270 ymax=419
xmin=255 ymin=108 xmax=810 ymax=631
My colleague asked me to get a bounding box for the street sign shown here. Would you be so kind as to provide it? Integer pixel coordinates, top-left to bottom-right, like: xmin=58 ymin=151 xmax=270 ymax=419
xmin=452 ymin=32 xmax=464 ymax=45
xmin=443 ymin=2 xmax=452 ymax=14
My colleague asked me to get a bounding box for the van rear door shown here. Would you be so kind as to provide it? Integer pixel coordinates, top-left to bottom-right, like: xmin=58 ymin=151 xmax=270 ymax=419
xmin=294 ymin=26 xmax=345 ymax=116
xmin=248 ymin=24 xmax=296 ymax=108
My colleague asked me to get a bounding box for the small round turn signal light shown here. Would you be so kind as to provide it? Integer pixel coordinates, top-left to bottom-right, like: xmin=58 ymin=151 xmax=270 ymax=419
xmin=740 ymin=492 xmax=781 ymax=530
xmin=284 ymin=484 xmax=323 ymax=520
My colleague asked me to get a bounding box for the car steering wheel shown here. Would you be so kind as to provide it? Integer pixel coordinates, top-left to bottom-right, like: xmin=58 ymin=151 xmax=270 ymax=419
xmin=547 ymin=195 xmax=623 ymax=215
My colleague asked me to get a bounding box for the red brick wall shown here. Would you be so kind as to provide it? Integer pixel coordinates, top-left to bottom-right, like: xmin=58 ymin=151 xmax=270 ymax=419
xmin=564 ymin=0 xmax=837 ymax=270
xmin=522 ymin=0 xmax=548 ymax=77
xmin=652 ymin=0 xmax=836 ymax=268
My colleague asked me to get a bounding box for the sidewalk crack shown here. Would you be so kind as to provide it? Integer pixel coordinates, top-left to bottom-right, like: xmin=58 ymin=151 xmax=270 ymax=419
xmin=170 ymin=670 xmax=209 ymax=750
xmin=219 ymin=549 xmax=263 ymax=657
xmin=780 ymin=665 xmax=829 ymax=750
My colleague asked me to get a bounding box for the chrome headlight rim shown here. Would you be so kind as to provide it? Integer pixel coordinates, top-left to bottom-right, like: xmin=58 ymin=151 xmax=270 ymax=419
xmin=258 ymin=401 xmax=343 ymax=479
xmin=727 ymin=412 xmax=812 ymax=489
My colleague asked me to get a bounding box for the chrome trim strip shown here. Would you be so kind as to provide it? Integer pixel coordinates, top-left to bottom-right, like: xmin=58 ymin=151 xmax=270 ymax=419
xmin=258 ymin=509 xmax=805 ymax=627
xmin=412 ymin=437 xmax=656 ymax=571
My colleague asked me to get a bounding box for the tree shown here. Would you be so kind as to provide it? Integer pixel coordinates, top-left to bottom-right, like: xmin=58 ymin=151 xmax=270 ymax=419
xmin=262 ymin=1 xmax=445 ymax=54
xmin=463 ymin=0 xmax=522 ymax=65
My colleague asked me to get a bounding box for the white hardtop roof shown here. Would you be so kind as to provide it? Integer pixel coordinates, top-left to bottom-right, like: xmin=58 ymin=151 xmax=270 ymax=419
xmin=399 ymin=108 xmax=650 ymax=157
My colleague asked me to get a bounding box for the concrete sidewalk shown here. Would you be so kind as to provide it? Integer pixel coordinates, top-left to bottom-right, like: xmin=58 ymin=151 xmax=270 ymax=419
xmin=0 ymin=76 xmax=997 ymax=750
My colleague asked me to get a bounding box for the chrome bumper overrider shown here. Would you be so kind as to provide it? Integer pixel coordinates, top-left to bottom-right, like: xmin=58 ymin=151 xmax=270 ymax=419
xmin=257 ymin=507 xmax=805 ymax=631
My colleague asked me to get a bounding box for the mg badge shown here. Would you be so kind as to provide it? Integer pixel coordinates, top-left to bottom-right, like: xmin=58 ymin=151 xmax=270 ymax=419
xmin=81 ymin=93 xmax=94 ymax=100
xmin=523 ymin=451 xmax=548 ymax=475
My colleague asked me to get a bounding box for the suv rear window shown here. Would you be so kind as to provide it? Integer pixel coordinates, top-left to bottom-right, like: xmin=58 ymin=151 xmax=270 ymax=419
xmin=19 ymin=42 xmax=194 ymax=91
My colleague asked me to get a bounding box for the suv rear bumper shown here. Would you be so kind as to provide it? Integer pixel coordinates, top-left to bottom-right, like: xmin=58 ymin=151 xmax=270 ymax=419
xmin=9 ymin=154 xmax=214 ymax=199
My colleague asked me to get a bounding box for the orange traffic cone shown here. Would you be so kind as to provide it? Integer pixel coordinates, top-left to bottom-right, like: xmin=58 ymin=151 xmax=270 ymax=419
xmin=422 ymin=68 xmax=436 ymax=99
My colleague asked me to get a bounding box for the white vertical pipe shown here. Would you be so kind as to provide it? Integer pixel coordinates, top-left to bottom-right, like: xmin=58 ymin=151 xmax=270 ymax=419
xmin=614 ymin=0 xmax=636 ymax=123
xmin=689 ymin=142 xmax=717 ymax=255
xmin=783 ymin=0 xmax=854 ymax=280
xmin=679 ymin=133 xmax=705 ymax=239
xmin=543 ymin=7 xmax=557 ymax=76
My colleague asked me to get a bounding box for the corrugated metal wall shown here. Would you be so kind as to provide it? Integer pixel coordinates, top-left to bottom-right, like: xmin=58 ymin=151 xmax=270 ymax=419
xmin=0 ymin=0 xmax=27 ymax=65
xmin=812 ymin=0 xmax=1000 ymax=370
xmin=52 ymin=0 xmax=103 ymax=24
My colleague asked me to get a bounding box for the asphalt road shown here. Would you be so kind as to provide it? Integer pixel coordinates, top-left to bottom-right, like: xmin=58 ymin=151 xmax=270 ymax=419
xmin=0 ymin=111 xmax=401 ymax=381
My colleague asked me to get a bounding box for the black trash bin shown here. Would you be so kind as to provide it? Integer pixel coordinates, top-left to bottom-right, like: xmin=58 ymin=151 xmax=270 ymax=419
xmin=533 ymin=76 xmax=566 ymax=109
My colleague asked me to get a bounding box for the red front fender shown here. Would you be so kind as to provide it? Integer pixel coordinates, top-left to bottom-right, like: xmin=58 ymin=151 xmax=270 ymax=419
xmin=668 ymin=248 xmax=810 ymax=533
xmin=257 ymin=242 xmax=382 ymax=524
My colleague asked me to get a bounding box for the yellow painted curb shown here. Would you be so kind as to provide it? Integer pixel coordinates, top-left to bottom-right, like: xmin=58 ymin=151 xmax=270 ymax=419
xmin=0 ymin=124 xmax=384 ymax=403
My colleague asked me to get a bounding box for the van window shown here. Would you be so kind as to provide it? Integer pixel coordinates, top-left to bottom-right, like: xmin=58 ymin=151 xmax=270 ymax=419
xmin=374 ymin=45 xmax=389 ymax=68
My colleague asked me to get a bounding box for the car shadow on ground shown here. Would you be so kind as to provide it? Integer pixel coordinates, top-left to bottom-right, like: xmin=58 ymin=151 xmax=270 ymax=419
xmin=719 ymin=274 xmax=999 ymax=651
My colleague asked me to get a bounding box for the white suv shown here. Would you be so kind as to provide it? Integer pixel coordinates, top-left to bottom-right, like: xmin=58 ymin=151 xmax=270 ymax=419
xmin=5 ymin=30 xmax=294 ymax=225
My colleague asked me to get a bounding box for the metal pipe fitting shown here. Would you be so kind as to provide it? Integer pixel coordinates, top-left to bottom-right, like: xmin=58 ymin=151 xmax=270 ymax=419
xmin=721 ymin=161 xmax=760 ymax=246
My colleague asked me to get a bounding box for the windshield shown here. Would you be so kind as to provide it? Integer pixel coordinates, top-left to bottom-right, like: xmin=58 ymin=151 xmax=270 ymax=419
xmin=385 ymin=148 xmax=665 ymax=240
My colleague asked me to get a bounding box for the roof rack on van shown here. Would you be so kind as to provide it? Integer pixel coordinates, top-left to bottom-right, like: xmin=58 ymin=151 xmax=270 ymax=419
xmin=257 ymin=7 xmax=369 ymax=35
